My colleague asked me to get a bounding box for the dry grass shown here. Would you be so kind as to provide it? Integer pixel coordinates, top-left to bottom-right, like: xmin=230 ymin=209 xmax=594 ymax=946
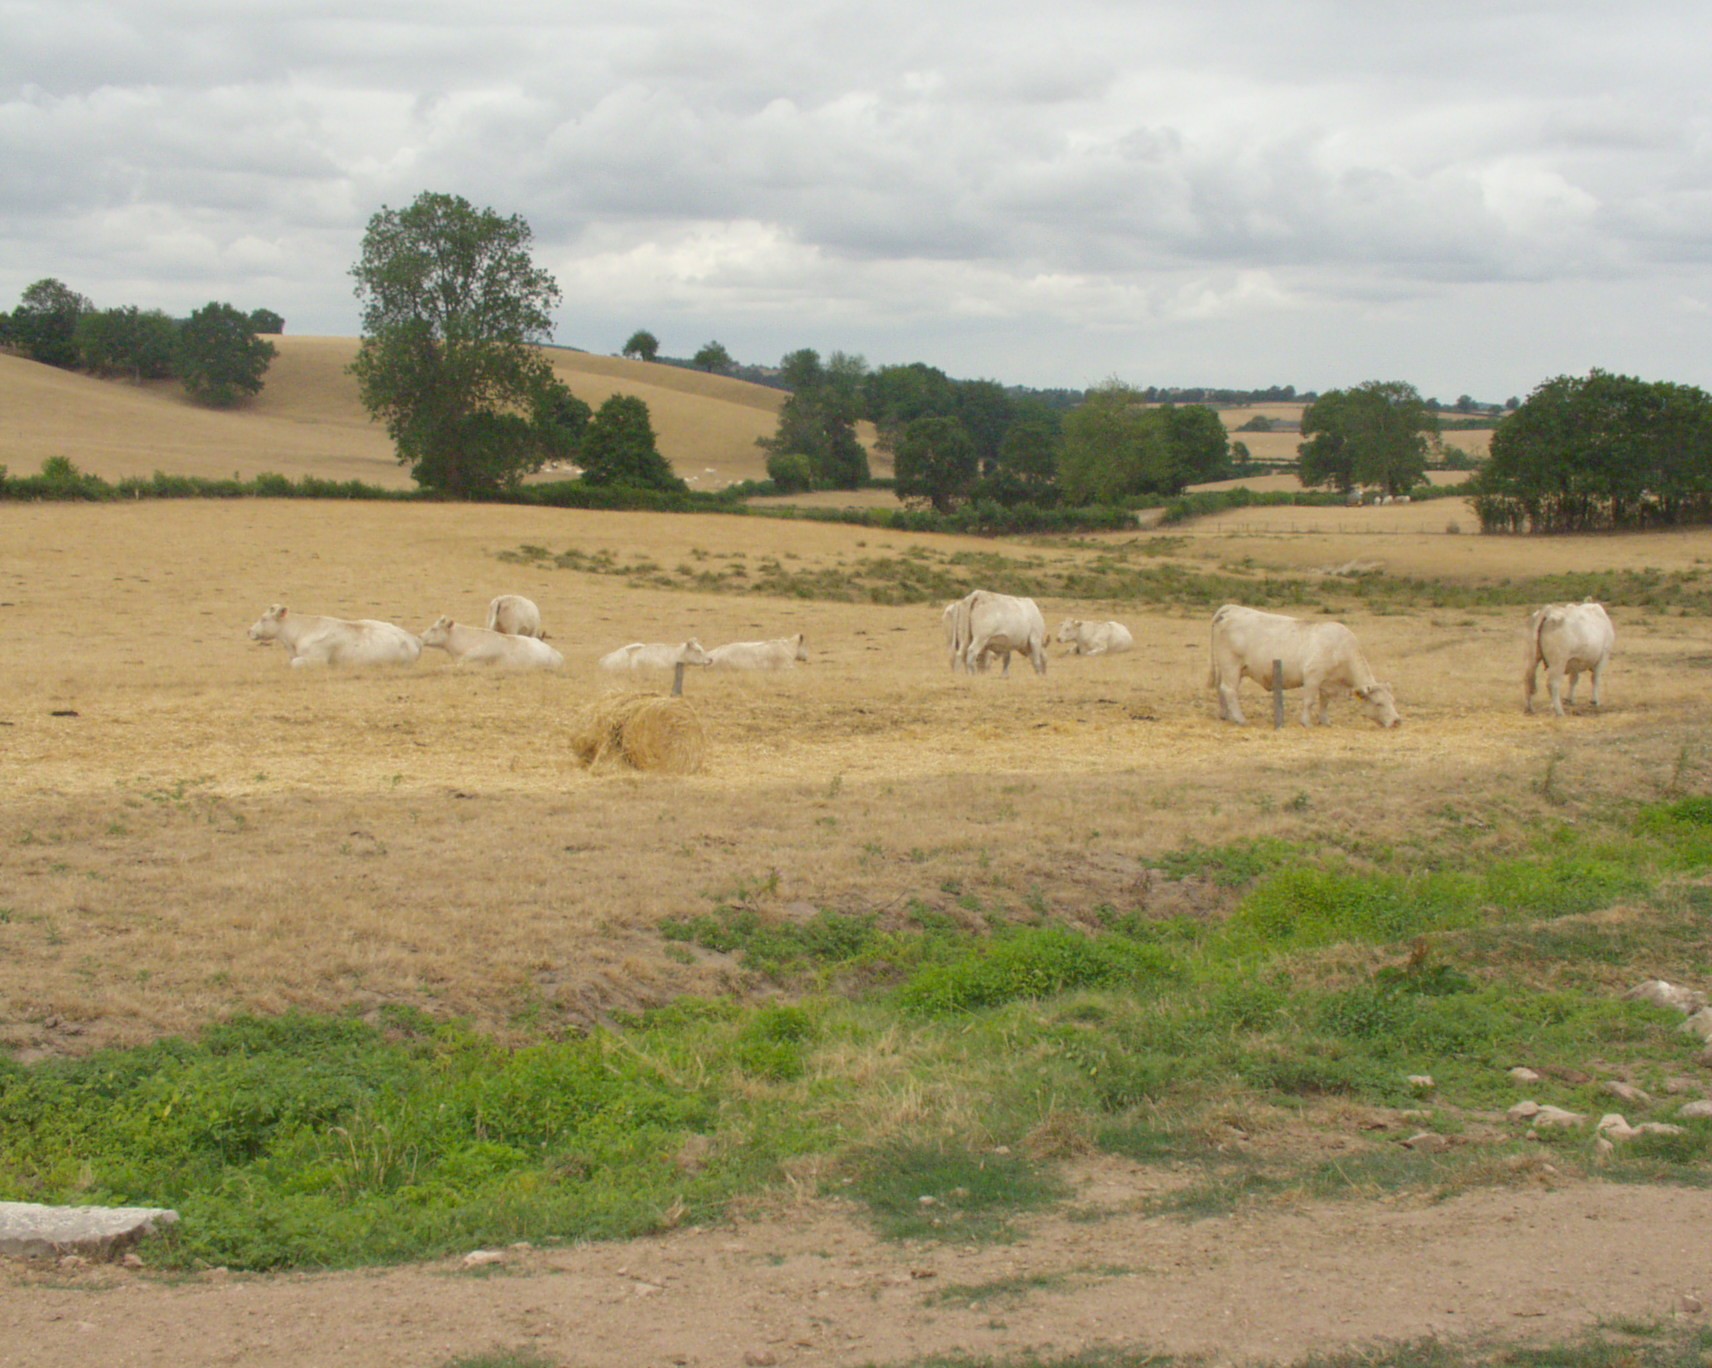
xmin=0 ymin=336 xmax=808 ymax=490
xmin=2 ymin=499 xmax=1710 ymax=1057
xmin=568 ymin=693 xmax=707 ymax=773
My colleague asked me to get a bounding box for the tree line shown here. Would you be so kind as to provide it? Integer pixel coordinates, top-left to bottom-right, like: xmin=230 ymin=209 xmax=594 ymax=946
xmin=0 ymin=278 xmax=281 ymax=407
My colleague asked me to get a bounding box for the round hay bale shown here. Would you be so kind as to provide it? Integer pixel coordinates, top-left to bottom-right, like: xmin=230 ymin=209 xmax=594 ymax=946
xmin=568 ymin=693 xmax=705 ymax=774
xmin=620 ymin=696 xmax=707 ymax=774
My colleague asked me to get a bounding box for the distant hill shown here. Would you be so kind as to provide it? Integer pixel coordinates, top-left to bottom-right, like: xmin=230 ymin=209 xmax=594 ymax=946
xmin=0 ymin=337 xmax=847 ymax=490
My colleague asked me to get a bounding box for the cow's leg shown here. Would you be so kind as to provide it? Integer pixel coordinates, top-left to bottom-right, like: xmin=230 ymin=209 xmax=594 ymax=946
xmin=1218 ymin=681 xmax=1247 ymax=725
xmin=1565 ymin=668 xmax=1581 ymax=707
xmin=1548 ymin=666 xmax=1567 ymax=717
xmin=1029 ymin=638 xmax=1047 ymax=675
xmin=1523 ymin=661 xmax=1538 ymax=714
xmin=1591 ymin=656 xmax=1607 ymax=708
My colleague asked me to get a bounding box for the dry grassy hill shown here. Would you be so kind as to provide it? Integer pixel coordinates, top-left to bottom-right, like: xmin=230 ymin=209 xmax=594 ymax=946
xmin=0 ymin=337 xmax=833 ymax=490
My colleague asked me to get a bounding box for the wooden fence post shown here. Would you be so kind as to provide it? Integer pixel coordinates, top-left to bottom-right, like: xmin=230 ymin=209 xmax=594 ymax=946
xmin=672 ymin=662 xmax=686 ymax=697
xmin=1273 ymin=658 xmax=1285 ymax=730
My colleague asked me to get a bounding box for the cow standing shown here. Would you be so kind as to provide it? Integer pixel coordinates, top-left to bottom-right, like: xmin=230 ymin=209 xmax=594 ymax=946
xmin=1522 ymin=600 xmax=1614 ymax=715
xmin=947 ymin=590 xmax=1048 ymax=677
xmin=486 ymin=594 xmax=544 ymax=638
xmin=1208 ymin=604 xmax=1399 ymax=728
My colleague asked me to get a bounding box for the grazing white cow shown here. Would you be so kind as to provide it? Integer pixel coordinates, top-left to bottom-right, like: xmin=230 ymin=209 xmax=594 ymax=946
xmin=421 ymin=616 xmax=563 ymax=669
xmin=1207 ymin=604 xmax=1400 ymax=728
xmin=1056 ymin=619 xmax=1134 ymax=656
xmin=1522 ymin=600 xmax=1614 ymax=716
xmin=247 ymin=604 xmax=421 ymax=668
xmin=486 ymin=594 xmax=543 ymax=638
xmin=708 ymin=634 xmax=809 ymax=670
xmin=598 ymin=639 xmax=712 ymax=672
xmin=948 ymin=590 xmax=1048 ymax=677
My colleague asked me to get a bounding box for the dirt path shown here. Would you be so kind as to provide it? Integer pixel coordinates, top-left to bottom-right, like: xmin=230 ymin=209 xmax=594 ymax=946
xmin=4 ymin=1170 xmax=1708 ymax=1367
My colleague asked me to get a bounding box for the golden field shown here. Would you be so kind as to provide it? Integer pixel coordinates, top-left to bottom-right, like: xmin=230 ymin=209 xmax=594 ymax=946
xmin=3 ymin=484 xmax=1710 ymax=1059
xmin=0 ymin=336 xmax=848 ymax=490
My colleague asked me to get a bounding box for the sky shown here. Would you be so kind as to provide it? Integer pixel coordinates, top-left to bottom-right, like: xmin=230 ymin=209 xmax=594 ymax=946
xmin=4 ymin=0 xmax=1710 ymax=401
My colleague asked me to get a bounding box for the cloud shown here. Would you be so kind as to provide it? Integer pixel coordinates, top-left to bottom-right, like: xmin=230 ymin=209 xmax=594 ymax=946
xmin=3 ymin=0 xmax=1711 ymax=397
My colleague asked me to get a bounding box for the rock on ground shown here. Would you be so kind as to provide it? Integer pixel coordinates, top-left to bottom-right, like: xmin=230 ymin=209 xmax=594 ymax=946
xmin=0 ymin=1202 xmax=178 ymax=1260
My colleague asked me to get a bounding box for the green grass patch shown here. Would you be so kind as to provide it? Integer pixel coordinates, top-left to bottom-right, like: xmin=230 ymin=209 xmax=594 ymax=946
xmin=845 ymin=1140 xmax=1066 ymax=1243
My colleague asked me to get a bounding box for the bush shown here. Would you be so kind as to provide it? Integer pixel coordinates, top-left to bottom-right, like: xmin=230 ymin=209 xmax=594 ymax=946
xmin=765 ymin=451 xmax=814 ymax=493
xmin=896 ymin=927 xmax=1177 ymax=1016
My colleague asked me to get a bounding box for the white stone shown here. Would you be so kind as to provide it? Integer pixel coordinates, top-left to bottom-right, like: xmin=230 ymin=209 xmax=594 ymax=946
xmin=1677 ymin=1100 xmax=1712 ymax=1120
xmin=1403 ymin=1132 xmax=1451 ymax=1153
xmin=1508 ymin=1100 xmax=1543 ymax=1121
xmin=1638 ymin=1123 xmax=1687 ymax=1136
xmin=0 ymin=1202 xmax=178 ymax=1260
xmin=1603 ymin=1081 xmax=1652 ymax=1105
xmin=1407 ymin=1075 xmax=1435 ymax=1091
xmin=461 ymin=1249 xmax=504 ymax=1268
xmin=1681 ymin=1009 xmax=1712 ymax=1042
xmin=1626 ymin=980 xmax=1707 ymax=1014
xmin=1509 ymin=1067 xmax=1543 ymax=1084
xmin=1596 ymin=1113 xmax=1637 ymax=1140
xmin=1532 ymin=1106 xmax=1585 ymax=1129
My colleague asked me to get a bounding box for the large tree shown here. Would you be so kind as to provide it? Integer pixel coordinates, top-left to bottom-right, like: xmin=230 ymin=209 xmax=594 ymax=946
xmin=1297 ymin=380 xmax=1435 ymax=496
xmin=1058 ymin=383 xmax=1228 ymax=503
xmin=894 ymin=414 xmax=978 ymax=513
xmin=758 ymin=346 xmax=870 ymax=489
xmin=9 ymin=278 xmax=92 ymax=368
xmin=579 ymin=394 xmax=684 ymax=490
xmin=692 ymin=340 xmax=733 ymax=374
xmin=1472 ymin=370 xmax=1712 ymax=532
xmin=622 ymin=329 xmax=659 ymax=362
xmin=177 ymin=302 xmax=276 ymax=407
xmin=75 ymin=306 xmax=179 ymax=381
xmin=350 ymin=191 xmax=565 ymax=496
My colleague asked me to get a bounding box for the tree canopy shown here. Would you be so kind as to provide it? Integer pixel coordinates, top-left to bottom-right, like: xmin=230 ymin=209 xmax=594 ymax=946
xmin=1297 ymin=381 xmax=1435 ymax=496
xmin=622 ymin=330 xmax=659 ymax=362
xmin=9 ymin=278 xmax=91 ymax=368
xmin=1058 ymin=382 xmax=1230 ymax=503
xmin=692 ymin=340 xmax=733 ymax=374
xmin=1472 ymin=370 xmax=1712 ymax=532
xmin=349 ymin=190 xmax=568 ymax=496
xmin=248 ymin=308 xmax=285 ymax=335
xmin=894 ymin=414 xmax=979 ymax=513
xmin=756 ymin=346 xmax=870 ymax=490
xmin=176 ymin=302 xmax=276 ymax=407
xmin=579 ymin=394 xmax=684 ymax=491
xmin=74 ymin=306 xmax=178 ymax=382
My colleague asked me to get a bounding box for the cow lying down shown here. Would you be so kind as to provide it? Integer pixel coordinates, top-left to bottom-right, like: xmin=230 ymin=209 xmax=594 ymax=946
xmin=1208 ymin=604 xmax=1400 ymax=728
xmin=421 ymin=616 xmax=563 ymax=669
xmin=707 ymin=634 xmax=808 ymax=670
xmin=248 ymin=604 xmax=421 ymax=667
xmin=598 ymin=639 xmax=712 ymax=671
xmin=1056 ymin=618 xmax=1134 ymax=656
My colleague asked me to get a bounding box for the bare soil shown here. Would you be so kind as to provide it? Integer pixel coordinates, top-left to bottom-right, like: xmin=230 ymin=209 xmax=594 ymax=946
xmin=4 ymin=1169 xmax=1708 ymax=1366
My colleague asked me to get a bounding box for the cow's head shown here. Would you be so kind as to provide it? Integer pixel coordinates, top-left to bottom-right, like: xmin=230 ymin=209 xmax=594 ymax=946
xmin=1354 ymin=681 xmax=1401 ymax=729
xmin=793 ymin=633 xmax=809 ymax=662
xmin=248 ymin=604 xmax=287 ymax=643
xmin=420 ymin=615 xmax=455 ymax=649
xmin=679 ymin=638 xmax=712 ymax=667
xmin=1055 ymin=619 xmax=1081 ymax=644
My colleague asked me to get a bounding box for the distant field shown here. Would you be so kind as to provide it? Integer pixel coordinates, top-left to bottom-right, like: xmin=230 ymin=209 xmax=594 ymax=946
xmin=0 ymin=337 xmax=836 ymax=490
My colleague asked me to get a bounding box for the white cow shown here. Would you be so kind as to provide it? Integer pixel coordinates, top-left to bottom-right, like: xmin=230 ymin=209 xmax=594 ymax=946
xmin=940 ymin=600 xmax=1003 ymax=674
xmin=1522 ymin=600 xmax=1614 ymax=716
xmin=421 ymin=616 xmax=563 ymax=669
xmin=708 ymin=634 xmax=809 ymax=670
xmin=1208 ymin=604 xmax=1400 ymax=728
xmin=486 ymin=594 xmax=544 ymax=638
xmin=948 ymin=590 xmax=1048 ymax=677
xmin=1056 ymin=619 xmax=1134 ymax=656
xmin=247 ymin=604 xmax=421 ymax=668
xmin=598 ymin=639 xmax=713 ymax=672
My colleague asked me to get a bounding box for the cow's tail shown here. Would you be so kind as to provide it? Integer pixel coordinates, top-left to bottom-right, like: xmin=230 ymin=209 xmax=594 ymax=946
xmin=950 ymin=593 xmax=974 ymax=672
